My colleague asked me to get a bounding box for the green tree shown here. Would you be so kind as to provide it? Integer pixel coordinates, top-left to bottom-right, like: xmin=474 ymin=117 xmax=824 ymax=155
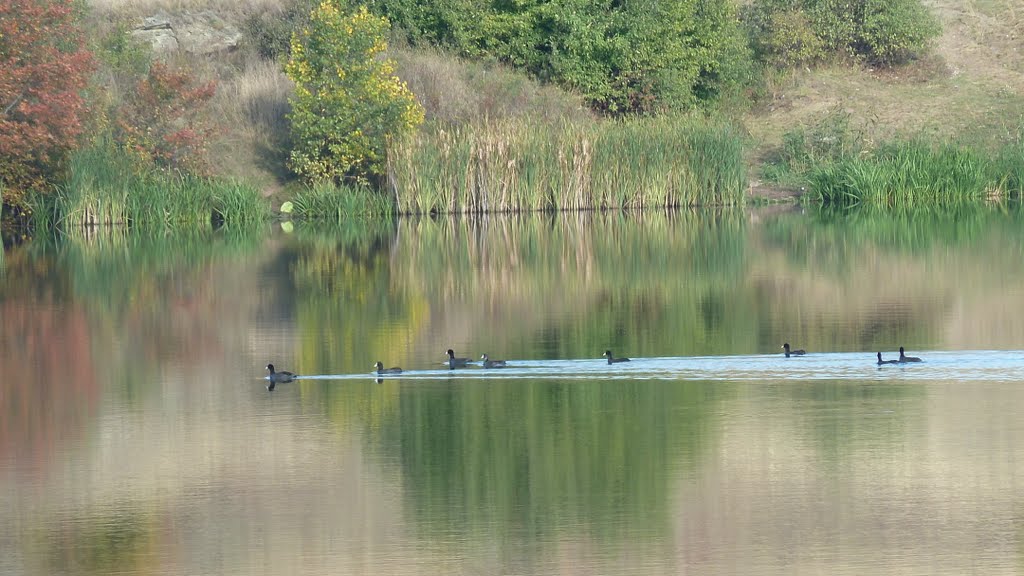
xmin=371 ymin=0 xmax=749 ymax=114
xmin=285 ymin=2 xmax=424 ymax=185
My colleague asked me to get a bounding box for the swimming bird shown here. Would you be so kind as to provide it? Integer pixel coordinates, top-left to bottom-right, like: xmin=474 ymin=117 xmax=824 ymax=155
xmin=898 ymin=346 xmax=922 ymax=363
xmin=877 ymin=352 xmax=898 ymax=365
xmin=603 ymin=350 xmax=630 ymax=364
xmin=374 ymin=361 xmax=403 ymax=375
xmin=446 ymin=349 xmax=472 ymax=369
xmin=782 ymin=343 xmax=806 ymax=357
xmin=266 ymin=363 xmax=297 ymax=390
xmin=481 ymin=354 xmax=507 ymax=368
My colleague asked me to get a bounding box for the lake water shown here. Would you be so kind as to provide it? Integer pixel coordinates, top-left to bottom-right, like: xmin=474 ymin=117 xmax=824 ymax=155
xmin=3 ymin=205 xmax=1024 ymax=575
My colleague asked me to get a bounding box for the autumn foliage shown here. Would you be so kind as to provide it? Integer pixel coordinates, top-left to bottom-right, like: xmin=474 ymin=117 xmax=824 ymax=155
xmin=285 ymin=3 xmax=423 ymax=185
xmin=0 ymin=0 xmax=93 ymax=206
xmin=112 ymin=63 xmax=218 ymax=175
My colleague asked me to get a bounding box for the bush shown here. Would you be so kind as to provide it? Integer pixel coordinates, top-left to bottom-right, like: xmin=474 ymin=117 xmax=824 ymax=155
xmin=746 ymin=7 xmax=825 ymax=67
xmin=861 ymin=0 xmax=941 ymax=65
xmin=0 ymin=0 xmax=93 ymax=207
xmin=285 ymin=2 xmax=424 ymax=185
xmin=112 ymin=63 xmax=218 ymax=175
xmin=744 ymin=0 xmax=940 ymax=68
xmin=691 ymin=0 xmax=759 ymax=107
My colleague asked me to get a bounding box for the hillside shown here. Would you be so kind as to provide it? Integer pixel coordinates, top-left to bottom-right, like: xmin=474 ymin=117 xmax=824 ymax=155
xmin=745 ymin=0 xmax=1024 ymax=156
xmin=84 ymin=0 xmax=1024 ymax=200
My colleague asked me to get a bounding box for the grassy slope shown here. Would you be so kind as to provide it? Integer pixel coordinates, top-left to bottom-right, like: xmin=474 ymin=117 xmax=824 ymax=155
xmin=744 ymin=0 xmax=1024 ymax=197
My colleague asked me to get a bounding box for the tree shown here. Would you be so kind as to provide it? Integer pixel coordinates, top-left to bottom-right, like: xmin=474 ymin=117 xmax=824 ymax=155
xmin=370 ymin=0 xmax=749 ymax=114
xmin=0 ymin=0 xmax=93 ymax=207
xmin=285 ymin=2 xmax=424 ymax=185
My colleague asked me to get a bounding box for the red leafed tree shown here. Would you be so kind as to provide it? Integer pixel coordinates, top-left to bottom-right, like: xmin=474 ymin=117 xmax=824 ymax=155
xmin=0 ymin=0 xmax=93 ymax=207
xmin=113 ymin=63 xmax=217 ymax=176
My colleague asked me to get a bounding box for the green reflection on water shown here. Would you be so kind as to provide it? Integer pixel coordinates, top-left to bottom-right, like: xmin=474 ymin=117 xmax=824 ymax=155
xmin=803 ymin=203 xmax=1024 ymax=256
xmin=288 ymin=210 xmax=756 ymax=376
xmin=6 ymin=205 xmax=1024 ymax=569
xmin=5 ymin=226 xmax=264 ymax=307
xmin=393 ymin=211 xmax=752 ymax=359
xmin=388 ymin=378 xmax=724 ymax=547
xmin=754 ymin=203 xmax=1024 ymax=352
xmin=288 ymin=219 xmax=413 ymax=374
xmin=33 ymin=512 xmax=152 ymax=575
xmin=785 ymin=380 xmax=922 ymax=467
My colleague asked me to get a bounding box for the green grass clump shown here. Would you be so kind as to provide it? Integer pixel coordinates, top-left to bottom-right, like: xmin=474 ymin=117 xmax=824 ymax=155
xmin=290 ymin=181 xmax=395 ymax=220
xmin=389 ymin=115 xmax=745 ymax=214
xmin=35 ymin=141 xmax=268 ymax=230
xmin=991 ymin=143 xmax=1024 ymax=199
xmin=810 ymin=139 xmax=1005 ymax=207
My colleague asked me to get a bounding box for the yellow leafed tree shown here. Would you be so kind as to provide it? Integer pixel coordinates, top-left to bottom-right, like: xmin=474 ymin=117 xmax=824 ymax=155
xmin=285 ymin=2 xmax=423 ymax=185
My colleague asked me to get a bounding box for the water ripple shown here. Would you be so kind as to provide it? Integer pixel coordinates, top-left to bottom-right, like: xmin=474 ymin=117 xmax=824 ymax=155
xmin=291 ymin=350 xmax=1024 ymax=383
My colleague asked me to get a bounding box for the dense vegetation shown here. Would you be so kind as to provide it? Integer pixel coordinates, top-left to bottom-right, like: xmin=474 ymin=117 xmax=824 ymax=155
xmin=742 ymin=0 xmax=941 ymax=67
xmin=0 ymin=0 xmax=93 ymax=208
xmin=4 ymin=0 xmax=1014 ymax=230
xmin=369 ymin=0 xmax=752 ymax=115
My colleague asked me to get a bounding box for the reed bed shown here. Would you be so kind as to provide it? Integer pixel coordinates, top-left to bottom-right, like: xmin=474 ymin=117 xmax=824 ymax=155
xmin=811 ymin=139 xmax=1022 ymax=207
xmin=38 ymin=142 xmax=268 ymax=230
xmin=388 ymin=116 xmax=745 ymax=214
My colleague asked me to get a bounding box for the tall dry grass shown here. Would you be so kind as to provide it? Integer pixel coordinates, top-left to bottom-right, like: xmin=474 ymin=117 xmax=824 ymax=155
xmin=389 ymin=116 xmax=746 ymax=214
xmin=207 ymin=59 xmax=294 ymax=187
xmin=392 ymin=47 xmax=592 ymax=125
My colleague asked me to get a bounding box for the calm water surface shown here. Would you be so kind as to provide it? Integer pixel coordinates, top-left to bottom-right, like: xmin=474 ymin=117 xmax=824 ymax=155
xmin=3 ymin=206 xmax=1024 ymax=575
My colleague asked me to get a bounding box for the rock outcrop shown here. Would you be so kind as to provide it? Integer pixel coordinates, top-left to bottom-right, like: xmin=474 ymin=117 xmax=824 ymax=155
xmin=131 ymin=11 xmax=243 ymax=57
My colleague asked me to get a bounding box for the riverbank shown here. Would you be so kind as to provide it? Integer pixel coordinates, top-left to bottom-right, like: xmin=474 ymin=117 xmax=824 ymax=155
xmin=4 ymin=0 xmax=1022 ymax=234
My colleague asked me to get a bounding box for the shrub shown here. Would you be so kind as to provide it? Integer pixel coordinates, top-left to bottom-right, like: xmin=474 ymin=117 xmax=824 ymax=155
xmin=112 ymin=63 xmax=218 ymax=175
xmin=691 ymin=0 xmax=759 ymax=107
xmin=285 ymin=2 xmax=424 ymax=185
xmin=93 ymin=19 xmax=150 ymax=76
xmin=0 ymin=0 xmax=94 ymax=207
xmin=746 ymin=7 xmax=825 ymax=67
xmin=805 ymin=0 xmax=862 ymax=55
xmin=744 ymin=0 xmax=940 ymax=68
xmin=861 ymin=0 xmax=941 ymax=65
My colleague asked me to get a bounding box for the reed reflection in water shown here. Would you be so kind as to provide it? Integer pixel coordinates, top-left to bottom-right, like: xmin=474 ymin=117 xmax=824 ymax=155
xmin=2 ymin=206 xmax=1024 ymax=575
